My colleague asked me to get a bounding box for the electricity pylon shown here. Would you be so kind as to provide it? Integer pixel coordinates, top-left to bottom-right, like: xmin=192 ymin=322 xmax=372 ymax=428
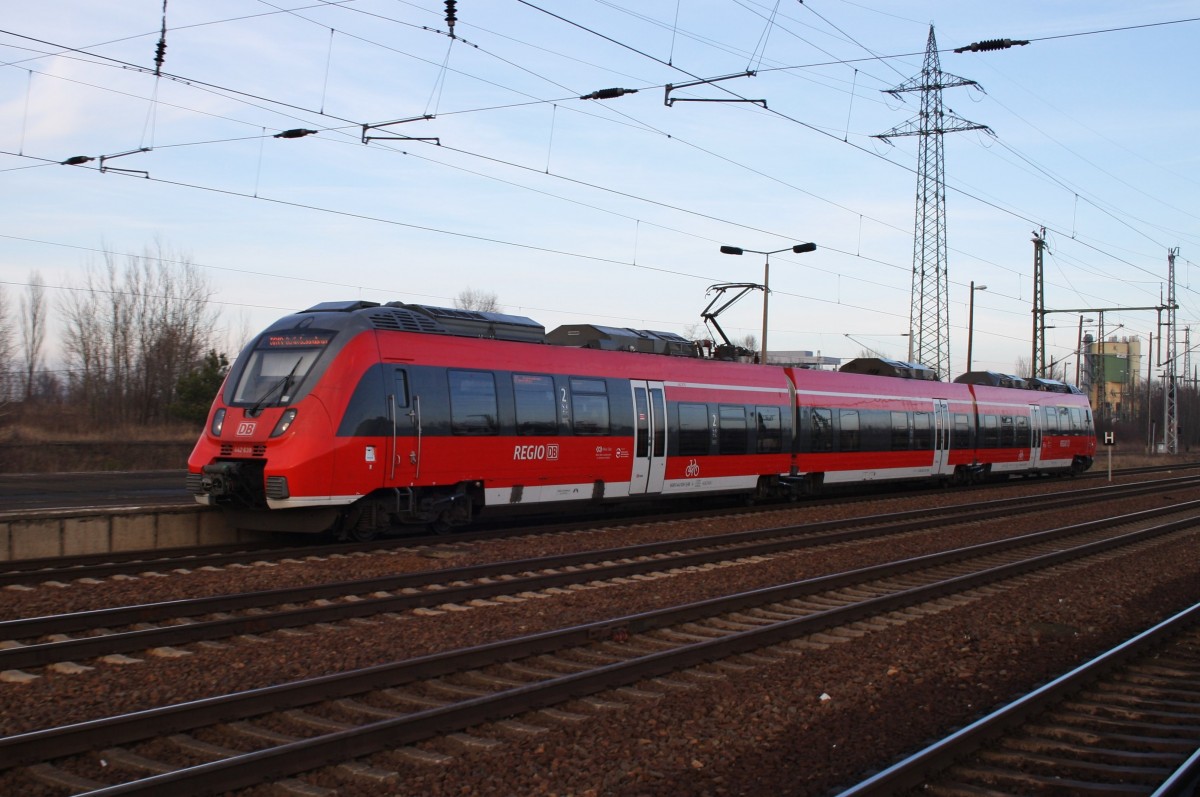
xmin=875 ymin=26 xmax=991 ymax=379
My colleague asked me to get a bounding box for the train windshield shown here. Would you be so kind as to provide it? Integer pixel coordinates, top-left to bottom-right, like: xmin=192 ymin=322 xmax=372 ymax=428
xmin=231 ymin=329 xmax=336 ymax=407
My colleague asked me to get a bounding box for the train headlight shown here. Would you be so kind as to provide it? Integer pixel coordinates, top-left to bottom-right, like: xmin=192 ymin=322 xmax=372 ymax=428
xmin=271 ymin=408 xmax=298 ymax=438
xmin=210 ymin=408 xmax=226 ymax=437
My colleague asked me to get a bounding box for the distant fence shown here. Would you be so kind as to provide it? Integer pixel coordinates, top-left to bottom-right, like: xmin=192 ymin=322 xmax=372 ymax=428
xmin=0 ymin=442 xmax=196 ymax=473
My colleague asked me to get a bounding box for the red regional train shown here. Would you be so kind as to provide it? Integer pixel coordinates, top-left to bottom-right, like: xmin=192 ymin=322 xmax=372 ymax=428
xmin=187 ymin=300 xmax=1097 ymax=538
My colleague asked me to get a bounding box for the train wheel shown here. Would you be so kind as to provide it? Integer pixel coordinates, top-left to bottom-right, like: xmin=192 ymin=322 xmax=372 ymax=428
xmin=346 ymin=525 xmax=381 ymax=542
xmin=334 ymin=505 xmax=384 ymax=542
xmin=428 ymin=495 xmax=474 ymax=534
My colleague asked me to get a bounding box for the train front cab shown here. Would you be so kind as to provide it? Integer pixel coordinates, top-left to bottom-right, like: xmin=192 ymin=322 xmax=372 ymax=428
xmin=186 ymin=314 xmax=364 ymax=534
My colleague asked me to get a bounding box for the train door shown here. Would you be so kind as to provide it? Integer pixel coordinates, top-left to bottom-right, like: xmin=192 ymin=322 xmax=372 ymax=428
xmin=1028 ymin=404 xmax=1043 ymax=469
xmin=630 ymin=381 xmax=667 ymax=494
xmin=933 ymin=399 xmax=952 ymax=475
xmin=389 ymin=367 xmax=419 ymax=485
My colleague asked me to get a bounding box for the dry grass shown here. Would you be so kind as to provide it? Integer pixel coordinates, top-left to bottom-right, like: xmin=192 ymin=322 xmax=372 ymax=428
xmin=1 ymin=403 xmax=200 ymax=442
xmin=0 ymin=403 xmax=201 ymax=472
xmin=1 ymin=422 xmax=198 ymax=444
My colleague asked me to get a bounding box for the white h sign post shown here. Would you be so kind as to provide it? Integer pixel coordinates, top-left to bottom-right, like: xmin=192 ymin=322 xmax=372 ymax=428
xmin=1103 ymin=431 xmax=1115 ymax=482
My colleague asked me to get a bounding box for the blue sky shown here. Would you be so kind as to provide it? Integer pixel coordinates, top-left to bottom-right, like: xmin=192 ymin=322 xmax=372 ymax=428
xmin=2 ymin=0 xmax=1197 ymax=379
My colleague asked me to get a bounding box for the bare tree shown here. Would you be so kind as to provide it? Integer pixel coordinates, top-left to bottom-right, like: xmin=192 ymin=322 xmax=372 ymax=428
xmin=0 ymin=284 xmax=14 ymax=404
xmin=61 ymin=259 xmax=121 ymax=417
xmin=454 ymin=288 xmax=501 ymax=313
xmin=19 ymin=273 xmax=46 ymax=402
xmin=60 ymin=243 xmax=219 ymax=423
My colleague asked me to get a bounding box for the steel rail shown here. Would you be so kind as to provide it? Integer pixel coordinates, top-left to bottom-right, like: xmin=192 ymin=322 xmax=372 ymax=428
xmin=3 ymin=508 xmax=1197 ymax=792
xmin=3 ymin=465 xmax=1195 ymax=585
xmin=10 ymin=472 xmax=1191 ymax=632
xmin=4 ymin=480 xmax=1198 ymax=671
xmin=836 ymin=600 xmax=1200 ymax=797
xmin=22 ymin=516 xmax=1200 ymax=796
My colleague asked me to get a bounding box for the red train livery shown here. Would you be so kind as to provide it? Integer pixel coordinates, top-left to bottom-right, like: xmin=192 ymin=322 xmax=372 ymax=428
xmin=187 ymin=301 xmax=1096 ymax=537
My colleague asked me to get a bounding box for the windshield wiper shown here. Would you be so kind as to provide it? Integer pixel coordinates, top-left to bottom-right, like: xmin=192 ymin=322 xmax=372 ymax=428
xmin=248 ymin=356 xmax=303 ymax=416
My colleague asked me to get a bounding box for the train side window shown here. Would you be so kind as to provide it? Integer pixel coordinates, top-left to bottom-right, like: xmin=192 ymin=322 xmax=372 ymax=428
xmin=1000 ymin=416 xmax=1014 ymax=448
xmin=513 ymin=374 xmax=557 ymax=436
xmin=860 ymin=410 xmax=890 ymax=452
xmin=1060 ymin=407 xmax=1075 ymax=434
xmin=1015 ymin=415 xmax=1031 ymax=448
xmin=634 ymin=388 xmax=649 ymax=457
xmin=569 ymin=378 xmax=609 ymax=435
xmin=839 ymin=410 xmax=860 ymax=451
xmin=811 ymin=408 xmax=833 ymax=452
xmin=952 ymin=413 xmax=970 ymax=449
xmin=755 ymin=406 xmax=782 ymax=453
xmin=1044 ymin=406 xmax=1059 ymax=435
xmin=678 ymin=402 xmax=709 ymax=455
xmin=650 ymin=388 xmax=666 ymax=456
xmin=448 ymin=370 xmax=498 ymax=435
xmin=981 ymin=415 xmax=999 ymax=448
xmin=719 ymin=405 xmax=747 ymax=454
xmin=393 ymin=369 xmax=410 ymax=408
xmin=913 ymin=412 xmax=932 ymax=450
xmin=890 ymin=411 xmax=910 ymax=450
xmin=336 ymin=363 xmax=388 ymax=437
xmin=1069 ymin=407 xmax=1083 ymax=434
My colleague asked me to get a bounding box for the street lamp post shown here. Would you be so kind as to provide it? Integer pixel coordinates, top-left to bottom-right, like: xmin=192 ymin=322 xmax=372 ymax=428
xmin=1075 ymin=316 xmax=1094 ymax=385
xmin=719 ymin=242 xmax=817 ymax=363
xmin=966 ymin=281 xmax=987 ymax=373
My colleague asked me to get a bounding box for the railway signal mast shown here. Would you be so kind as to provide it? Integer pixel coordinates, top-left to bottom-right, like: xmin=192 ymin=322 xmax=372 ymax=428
xmin=1163 ymin=247 xmax=1180 ymax=454
xmin=875 ymin=26 xmax=990 ymax=379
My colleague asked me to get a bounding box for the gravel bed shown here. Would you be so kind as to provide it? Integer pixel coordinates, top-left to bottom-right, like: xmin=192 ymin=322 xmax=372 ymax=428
xmin=0 ymin=474 xmax=1198 ymax=796
xmin=272 ymin=534 xmax=1200 ymax=797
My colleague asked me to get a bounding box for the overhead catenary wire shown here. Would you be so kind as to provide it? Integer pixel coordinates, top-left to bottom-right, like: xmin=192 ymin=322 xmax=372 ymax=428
xmin=4 ymin=8 xmax=1183 ymax=278
xmin=0 ymin=6 xmax=1190 ymax=348
xmin=0 ymin=33 xmax=1161 ymax=298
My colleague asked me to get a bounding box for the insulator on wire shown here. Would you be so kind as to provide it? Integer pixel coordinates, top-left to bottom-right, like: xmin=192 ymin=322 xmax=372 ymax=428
xmin=274 ymin=129 xmax=318 ymax=139
xmin=953 ymin=37 xmax=1029 ymax=53
xmin=154 ymin=38 xmax=167 ymax=75
xmin=154 ymin=0 xmax=168 ymax=76
xmin=580 ymin=87 xmax=638 ymax=101
xmin=445 ymin=0 xmax=457 ymax=38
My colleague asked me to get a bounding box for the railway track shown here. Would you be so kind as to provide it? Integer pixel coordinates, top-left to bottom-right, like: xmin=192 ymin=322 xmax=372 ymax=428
xmin=839 ymin=601 xmax=1200 ymax=797
xmin=1 ymin=498 xmax=1197 ymax=795
xmin=3 ymin=470 xmax=1196 ymax=590
xmin=4 ymin=461 xmax=1195 ymax=583
xmin=4 ymin=476 xmax=1198 ymax=673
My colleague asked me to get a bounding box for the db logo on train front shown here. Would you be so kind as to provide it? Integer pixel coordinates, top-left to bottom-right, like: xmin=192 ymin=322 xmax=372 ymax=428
xmin=236 ymin=422 xmax=256 ymax=436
